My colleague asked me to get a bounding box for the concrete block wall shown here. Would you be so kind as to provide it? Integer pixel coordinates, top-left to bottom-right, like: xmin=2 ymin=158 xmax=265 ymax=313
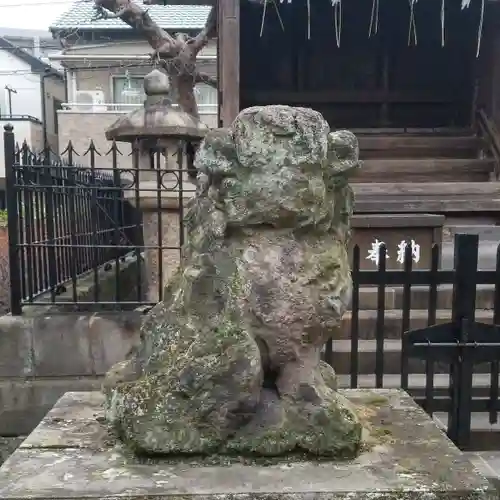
xmin=0 ymin=253 xmax=146 ymax=438
xmin=0 ymin=253 xmax=146 ymax=464
xmin=0 ymin=311 xmax=142 ymax=436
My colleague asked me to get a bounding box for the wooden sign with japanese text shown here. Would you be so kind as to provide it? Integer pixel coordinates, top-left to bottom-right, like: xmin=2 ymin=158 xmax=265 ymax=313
xmin=350 ymin=214 xmax=444 ymax=271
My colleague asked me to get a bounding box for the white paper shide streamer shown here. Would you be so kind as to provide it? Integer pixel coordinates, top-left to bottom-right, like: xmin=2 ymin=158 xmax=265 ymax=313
xmin=259 ymin=0 xmax=484 ymax=57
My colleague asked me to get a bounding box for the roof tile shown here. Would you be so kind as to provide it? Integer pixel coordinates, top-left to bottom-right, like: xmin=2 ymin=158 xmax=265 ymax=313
xmin=50 ymin=1 xmax=211 ymax=31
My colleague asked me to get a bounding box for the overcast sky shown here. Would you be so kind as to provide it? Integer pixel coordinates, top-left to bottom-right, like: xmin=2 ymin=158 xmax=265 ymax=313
xmin=0 ymin=0 xmax=72 ymax=31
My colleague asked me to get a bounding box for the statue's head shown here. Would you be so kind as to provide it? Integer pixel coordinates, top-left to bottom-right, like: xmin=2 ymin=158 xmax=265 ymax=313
xmin=194 ymin=105 xmax=360 ymax=229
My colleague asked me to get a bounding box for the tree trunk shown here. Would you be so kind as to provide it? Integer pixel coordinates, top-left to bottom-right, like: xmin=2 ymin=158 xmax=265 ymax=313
xmin=91 ymin=0 xmax=217 ymax=119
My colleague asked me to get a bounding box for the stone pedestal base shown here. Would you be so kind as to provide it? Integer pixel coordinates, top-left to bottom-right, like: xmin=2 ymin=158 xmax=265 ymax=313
xmin=0 ymin=390 xmax=494 ymax=500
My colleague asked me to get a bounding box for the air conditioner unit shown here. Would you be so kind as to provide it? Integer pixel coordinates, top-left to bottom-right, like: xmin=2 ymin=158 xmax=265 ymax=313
xmin=75 ymin=90 xmax=106 ymax=111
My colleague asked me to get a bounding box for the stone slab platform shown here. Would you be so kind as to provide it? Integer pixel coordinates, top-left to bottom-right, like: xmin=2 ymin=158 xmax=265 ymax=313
xmin=0 ymin=390 xmax=495 ymax=500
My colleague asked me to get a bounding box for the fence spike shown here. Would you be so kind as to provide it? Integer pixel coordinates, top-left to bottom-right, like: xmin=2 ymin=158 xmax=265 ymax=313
xmin=39 ymin=143 xmax=55 ymax=164
xmin=19 ymin=139 xmax=34 ymax=165
xmin=106 ymin=139 xmax=122 ymax=157
xmin=61 ymin=140 xmax=80 ymax=159
xmin=60 ymin=141 xmax=70 ymax=157
xmin=83 ymin=139 xmax=102 ymax=157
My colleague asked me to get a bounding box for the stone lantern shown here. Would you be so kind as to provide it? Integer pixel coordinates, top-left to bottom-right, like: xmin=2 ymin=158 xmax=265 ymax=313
xmin=106 ymin=69 xmax=208 ymax=302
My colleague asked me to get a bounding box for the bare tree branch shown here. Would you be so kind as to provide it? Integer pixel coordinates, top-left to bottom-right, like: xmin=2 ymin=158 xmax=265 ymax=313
xmin=189 ymin=6 xmax=217 ymax=54
xmin=195 ymin=72 xmax=217 ymax=87
xmin=91 ymin=6 xmax=128 ymax=20
xmin=94 ymin=0 xmax=175 ymax=52
xmin=90 ymin=0 xmax=219 ymax=119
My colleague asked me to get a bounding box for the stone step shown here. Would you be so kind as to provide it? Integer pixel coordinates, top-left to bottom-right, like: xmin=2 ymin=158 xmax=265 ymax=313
xmin=435 ymin=414 xmax=500 ymax=435
xmin=353 ymin=182 xmax=500 ymax=213
xmin=337 ymin=374 xmax=500 ymax=451
xmin=358 ymin=135 xmax=482 ymax=159
xmin=358 ymin=284 xmax=495 ymax=310
xmin=338 ymin=308 xmax=494 ymax=340
xmin=467 ymin=451 xmax=500 ymax=479
xmin=440 ymin=240 xmax=500 ymax=270
xmin=336 ymin=372 xmax=498 ymax=398
xmin=329 ymin=339 xmax=497 ymax=375
xmin=351 ymin=127 xmax=474 ymax=135
xmin=438 ymin=418 xmax=500 ymax=453
xmin=445 ymin=225 xmax=500 ymax=241
xmin=352 ymin=158 xmax=494 ymax=183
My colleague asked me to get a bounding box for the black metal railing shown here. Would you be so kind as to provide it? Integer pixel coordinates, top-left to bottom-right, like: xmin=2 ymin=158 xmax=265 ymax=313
xmin=4 ymin=125 xmax=153 ymax=314
xmin=322 ymin=234 xmax=500 ymax=450
xmin=0 ymin=190 xmax=6 ymax=210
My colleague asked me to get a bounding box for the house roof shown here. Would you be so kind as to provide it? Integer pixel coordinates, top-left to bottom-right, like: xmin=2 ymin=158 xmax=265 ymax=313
xmin=0 ymin=37 xmax=63 ymax=79
xmin=50 ymin=1 xmax=212 ymax=32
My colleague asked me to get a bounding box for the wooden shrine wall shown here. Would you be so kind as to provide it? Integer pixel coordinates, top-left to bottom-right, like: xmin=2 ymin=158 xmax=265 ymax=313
xmin=238 ymin=0 xmax=484 ymax=129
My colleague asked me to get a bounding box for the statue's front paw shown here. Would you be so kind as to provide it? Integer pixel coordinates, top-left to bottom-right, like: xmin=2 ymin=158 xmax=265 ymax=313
xmin=224 ymin=388 xmax=362 ymax=458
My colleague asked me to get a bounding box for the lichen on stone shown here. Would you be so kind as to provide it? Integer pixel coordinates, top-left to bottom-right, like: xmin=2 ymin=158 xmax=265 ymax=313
xmin=103 ymin=105 xmax=364 ymax=458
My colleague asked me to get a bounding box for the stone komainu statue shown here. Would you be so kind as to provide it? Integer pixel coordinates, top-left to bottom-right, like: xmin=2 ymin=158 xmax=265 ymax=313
xmin=103 ymin=105 xmax=363 ymax=458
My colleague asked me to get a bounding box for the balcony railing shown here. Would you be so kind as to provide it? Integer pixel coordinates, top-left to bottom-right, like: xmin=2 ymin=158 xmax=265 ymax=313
xmin=59 ymin=102 xmax=218 ymax=115
xmin=0 ymin=114 xmax=42 ymax=124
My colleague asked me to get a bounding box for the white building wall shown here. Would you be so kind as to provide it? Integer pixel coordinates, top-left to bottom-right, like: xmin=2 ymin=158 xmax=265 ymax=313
xmin=0 ymin=49 xmax=41 ymax=120
xmin=0 ymin=119 xmax=39 ymax=178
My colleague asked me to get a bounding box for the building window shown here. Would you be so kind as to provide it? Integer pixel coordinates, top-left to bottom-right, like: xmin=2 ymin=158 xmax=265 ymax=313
xmin=195 ymin=83 xmax=217 ymax=113
xmin=112 ymin=76 xmax=217 ymax=111
xmin=112 ymin=76 xmax=145 ymax=105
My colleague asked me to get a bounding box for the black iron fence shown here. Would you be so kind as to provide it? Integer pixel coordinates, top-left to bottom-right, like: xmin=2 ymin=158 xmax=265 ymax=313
xmin=322 ymin=233 xmax=500 ymax=450
xmin=0 ymin=190 xmax=6 ymax=211
xmin=4 ymin=125 xmax=197 ymax=313
xmin=4 ymin=125 xmax=500 ymax=450
xmin=3 ymin=126 xmax=156 ymax=314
